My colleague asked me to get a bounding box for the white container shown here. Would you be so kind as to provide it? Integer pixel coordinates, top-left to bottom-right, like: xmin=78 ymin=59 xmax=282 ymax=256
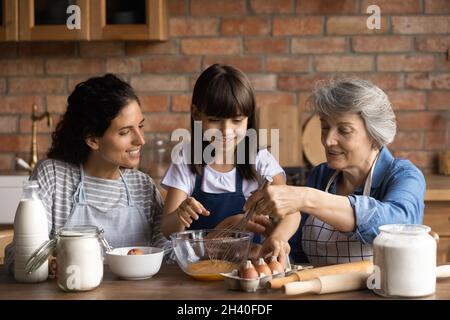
xmin=106 ymin=246 xmax=164 ymax=280
xmin=13 ymin=180 xmax=49 ymax=283
xmin=373 ymin=224 xmax=437 ymax=298
xmin=26 ymin=226 xmax=104 ymax=292
xmin=56 ymin=226 xmax=103 ymax=291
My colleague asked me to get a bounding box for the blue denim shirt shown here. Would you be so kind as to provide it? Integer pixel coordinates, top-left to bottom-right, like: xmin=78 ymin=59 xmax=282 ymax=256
xmin=290 ymin=147 xmax=426 ymax=262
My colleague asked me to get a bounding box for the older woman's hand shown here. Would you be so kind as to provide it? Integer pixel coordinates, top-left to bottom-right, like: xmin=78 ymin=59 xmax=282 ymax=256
xmin=245 ymin=185 xmax=303 ymax=220
xmin=215 ymin=214 xmax=275 ymax=237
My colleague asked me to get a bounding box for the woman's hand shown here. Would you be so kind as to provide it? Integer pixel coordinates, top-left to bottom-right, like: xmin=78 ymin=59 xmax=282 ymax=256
xmin=215 ymin=214 xmax=275 ymax=237
xmin=258 ymin=236 xmax=291 ymax=267
xmin=245 ymin=185 xmax=303 ymax=220
xmin=175 ymin=197 xmax=210 ymax=228
xmin=252 ymin=215 xmax=275 ymax=238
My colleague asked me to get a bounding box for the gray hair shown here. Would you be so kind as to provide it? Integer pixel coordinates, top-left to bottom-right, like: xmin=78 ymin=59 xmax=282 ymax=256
xmin=308 ymin=78 xmax=396 ymax=148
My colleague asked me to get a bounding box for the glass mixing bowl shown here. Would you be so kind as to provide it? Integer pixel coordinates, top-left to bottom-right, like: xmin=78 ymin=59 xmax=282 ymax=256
xmin=170 ymin=229 xmax=253 ymax=281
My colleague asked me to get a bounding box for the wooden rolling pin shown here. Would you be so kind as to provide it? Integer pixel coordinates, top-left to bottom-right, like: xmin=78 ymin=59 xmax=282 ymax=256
xmin=268 ymin=260 xmax=373 ymax=289
xmin=283 ymin=271 xmax=371 ymax=295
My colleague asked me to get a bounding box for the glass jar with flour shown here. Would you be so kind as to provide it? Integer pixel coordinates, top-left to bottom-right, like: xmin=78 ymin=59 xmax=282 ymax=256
xmin=372 ymin=224 xmax=436 ymax=298
xmin=26 ymin=225 xmax=105 ymax=292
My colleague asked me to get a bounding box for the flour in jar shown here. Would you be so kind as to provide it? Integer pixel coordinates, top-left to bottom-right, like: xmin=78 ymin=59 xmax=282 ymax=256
xmin=56 ymin=231 xmax=103 ymax=292
xmin=373 ymin=224 xmax=436 ymax=298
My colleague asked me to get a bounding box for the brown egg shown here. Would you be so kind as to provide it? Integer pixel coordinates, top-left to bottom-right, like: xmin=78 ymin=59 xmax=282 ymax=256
xmin=254 ymin=257 xmax=272 ymax=276
xmin=239 ymin=260 xmax=259 ymax=279
xmin=127 ymin=248 xmax=144 ymax=255
xmin=268 ymin=256 xmax=284 ymax=274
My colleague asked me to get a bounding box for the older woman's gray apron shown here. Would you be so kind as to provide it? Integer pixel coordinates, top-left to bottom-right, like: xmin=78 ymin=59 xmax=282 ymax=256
xmin=301 ymin=156 xmax=379 ymax=265
xmin=63 ymin=166 xmax=150 ymax=249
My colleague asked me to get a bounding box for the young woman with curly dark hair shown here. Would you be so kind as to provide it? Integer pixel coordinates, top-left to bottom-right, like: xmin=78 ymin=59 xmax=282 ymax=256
xmin=6 ymin=74 xmax=171 ymax=274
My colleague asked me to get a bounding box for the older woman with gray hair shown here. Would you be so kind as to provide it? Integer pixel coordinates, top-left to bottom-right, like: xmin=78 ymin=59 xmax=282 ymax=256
xmin=246 ymin=78 xmax=425 ymax=265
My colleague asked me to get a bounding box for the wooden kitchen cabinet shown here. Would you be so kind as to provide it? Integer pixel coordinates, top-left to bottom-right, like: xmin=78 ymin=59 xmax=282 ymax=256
xmin=436 ymin=237 xmax=450 ymax=264
xmin=19 ymin=0 xmax=90 ymax=40
xmin=423 ymin=201 xmax=450 ymax=264
xmin=424 ymin=175 xmax=450 ymax=264
xmin=0 ymin=0 xmax=19 ymax=40
xmin=4 ymin=0 xmax=167 ymax=41
xmin=90 ymin=0 xmax=167 ymax=40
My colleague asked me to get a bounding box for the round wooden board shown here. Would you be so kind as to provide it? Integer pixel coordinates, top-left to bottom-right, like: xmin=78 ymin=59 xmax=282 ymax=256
xmin=302 ymin=115 xmax=326 ymax=166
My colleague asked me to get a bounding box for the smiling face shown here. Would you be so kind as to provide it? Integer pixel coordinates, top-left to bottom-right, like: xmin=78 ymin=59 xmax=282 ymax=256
xmin=320 ymin=112 xmax=376 ymax=171
xmin=192 ymin=104 xmax=249 ymax=153
xmin=201 ymin=114 xmax=248 ymax=151
xmin=87 ymin=100 xmax=145 ymax=172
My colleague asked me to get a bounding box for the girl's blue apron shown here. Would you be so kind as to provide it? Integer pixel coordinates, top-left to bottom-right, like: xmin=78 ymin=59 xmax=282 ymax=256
xmin=189 ymin=170 xmax=261 ymax=243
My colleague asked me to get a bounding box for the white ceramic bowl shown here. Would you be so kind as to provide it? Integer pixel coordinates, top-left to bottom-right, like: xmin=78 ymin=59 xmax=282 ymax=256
xmin=106 ymin=246 xmax=164 ymax=280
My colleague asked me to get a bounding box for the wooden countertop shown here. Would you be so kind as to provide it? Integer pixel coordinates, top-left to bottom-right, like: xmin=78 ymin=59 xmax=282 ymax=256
xmin=1 ymin=264 xmax=449 ymax=300
xmin=0 ymin=229 xmax=13 ymax=264
xmin=425 ymin=175 xmax=450 ymax=201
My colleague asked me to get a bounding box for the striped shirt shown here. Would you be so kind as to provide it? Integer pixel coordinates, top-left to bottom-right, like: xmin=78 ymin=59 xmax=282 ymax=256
xmin=5 ymin=158 xmax=171 ymax=272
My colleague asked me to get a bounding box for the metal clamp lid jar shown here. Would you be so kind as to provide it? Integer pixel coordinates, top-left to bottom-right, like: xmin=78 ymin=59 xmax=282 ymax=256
xmin=26 ymin=225 xmax=106 ymax=292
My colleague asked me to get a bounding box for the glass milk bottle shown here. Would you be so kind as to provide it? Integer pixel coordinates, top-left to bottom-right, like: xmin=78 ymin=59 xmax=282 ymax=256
xmin=13 ymin=180 xmax=49 ymax=282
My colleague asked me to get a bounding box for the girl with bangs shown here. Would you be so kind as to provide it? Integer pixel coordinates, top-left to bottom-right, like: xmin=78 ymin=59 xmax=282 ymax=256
xmin=161 ymin=64 xmax=300 ymax=263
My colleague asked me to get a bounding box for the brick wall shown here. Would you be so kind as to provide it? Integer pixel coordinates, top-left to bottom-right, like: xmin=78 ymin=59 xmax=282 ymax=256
xmin=0 ymin=0 xmax=449 ymax=174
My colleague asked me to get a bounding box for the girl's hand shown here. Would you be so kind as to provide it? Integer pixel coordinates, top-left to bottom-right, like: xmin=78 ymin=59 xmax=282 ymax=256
xmin=245 ymin=185 xmax=301 ymax=220
xmin=175 ymin=197 xmax=210 ymax=227
xmin=259 ymin=236 xmax=291 ymax=267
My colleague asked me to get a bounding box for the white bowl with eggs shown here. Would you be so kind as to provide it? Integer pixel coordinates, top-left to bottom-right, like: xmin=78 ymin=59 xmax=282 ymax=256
xmin=106 ymin=246 xmax=164 ymax=280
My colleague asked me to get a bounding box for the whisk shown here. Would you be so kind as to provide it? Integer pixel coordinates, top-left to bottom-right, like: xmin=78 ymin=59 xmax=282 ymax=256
xmin=231 ymin=176 xmax=272 ymax=232
xmin=206 ymin=176 xmax=273 ymax=263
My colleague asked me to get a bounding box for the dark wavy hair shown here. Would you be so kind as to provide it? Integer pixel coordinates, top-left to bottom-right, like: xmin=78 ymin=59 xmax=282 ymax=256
xmin=190 ymin=64 xmax=258 ymax=181
xmin=47 ymin=74 xmax=140 ymax=165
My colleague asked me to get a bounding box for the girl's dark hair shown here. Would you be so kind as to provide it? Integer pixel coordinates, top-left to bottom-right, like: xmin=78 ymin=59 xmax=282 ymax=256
xmin=47 ymin=74 xmax=140 ymax=165
xmin=190 ymin=64 xmax=258 ymax=181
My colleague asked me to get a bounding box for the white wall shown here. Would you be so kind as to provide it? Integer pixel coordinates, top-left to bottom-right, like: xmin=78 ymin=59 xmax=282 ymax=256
xmin=0 ymin=176 xmax=29 ymax=224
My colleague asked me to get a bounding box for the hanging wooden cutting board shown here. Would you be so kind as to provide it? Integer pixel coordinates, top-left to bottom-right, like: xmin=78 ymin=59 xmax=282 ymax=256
xmin=302 ymin=115 xmax=326 ymax=166
xmin=257 ymin=105 xmax=303 ymax=167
